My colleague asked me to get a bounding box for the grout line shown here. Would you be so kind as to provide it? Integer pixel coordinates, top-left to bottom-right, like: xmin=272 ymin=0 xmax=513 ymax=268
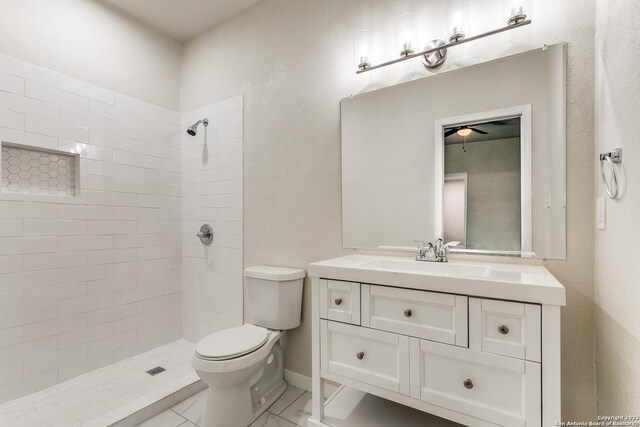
xmin=277 ymin=391 xmax=310 ymax=421
xmin=173 ymin=410 xmax=189 ymax=425
xmin=272 ymin=396 xmax=297 ymax=416
xmin=274 ymin=413 xmax=304 ymax=427
xmin=170 ymin=408 xmax=189 ymax=421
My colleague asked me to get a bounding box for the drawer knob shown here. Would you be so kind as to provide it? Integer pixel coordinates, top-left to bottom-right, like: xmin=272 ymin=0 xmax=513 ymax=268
xmin=463 ymin=379 xmax=474 ymax=389
xmin=356 ymin=352 xmax=365 ymax=360
xmin=334 ymin=298 xmax=343 ymax=306
xmin=498 ymin=325 xmax=510 ymax=335
xmin=404 ymin=309 xmax=413 ymax=318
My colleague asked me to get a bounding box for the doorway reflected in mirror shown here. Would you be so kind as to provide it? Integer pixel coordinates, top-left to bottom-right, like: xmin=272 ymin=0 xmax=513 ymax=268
xmin=444 ymin=118 xmax=521 ymax=251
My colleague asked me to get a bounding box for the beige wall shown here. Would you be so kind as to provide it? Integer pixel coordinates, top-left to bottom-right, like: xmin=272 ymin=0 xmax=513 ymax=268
xmin=181 ymin=0 xmax=597 ymax=419
xmin=594 ymin=0 xmax=640 ymax=414
xmin=0 ymin=0 xmax=181 ymax=109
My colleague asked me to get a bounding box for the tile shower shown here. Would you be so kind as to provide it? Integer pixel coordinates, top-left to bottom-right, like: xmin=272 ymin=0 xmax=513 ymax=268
xmin=0 ymin=51 xmax=243 ymax=406
xmin=181 ymin=99 xmax=244 ymax=343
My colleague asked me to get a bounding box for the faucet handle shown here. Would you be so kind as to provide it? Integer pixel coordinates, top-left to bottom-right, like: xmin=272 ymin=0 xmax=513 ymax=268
xmin=439 ymin=241 xmax=461 ymax=260
xmin=442 ymin=240 xmax=461 ymax=249
xmin=414 ymin=240 xmax=433 ymax=261
xmin=431 ymin=240 xmax=460 ymax=262
xmin=414 ymin=240 xmax=427 ymax=249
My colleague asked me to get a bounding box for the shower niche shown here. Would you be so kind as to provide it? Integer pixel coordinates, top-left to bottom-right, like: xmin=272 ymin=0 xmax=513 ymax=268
xmin=1 ymin=143 xmax=79 ymax=197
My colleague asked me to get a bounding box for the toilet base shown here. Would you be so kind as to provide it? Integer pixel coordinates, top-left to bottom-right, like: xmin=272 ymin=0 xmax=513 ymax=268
xmin=202 ymin=379 xmax=287 ymax=427
xmin=251 ymin=379 xmax=287 ymax=421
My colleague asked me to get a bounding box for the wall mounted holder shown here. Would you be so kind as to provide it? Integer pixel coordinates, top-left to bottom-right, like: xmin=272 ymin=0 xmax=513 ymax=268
xmin=600 ymin=147 xmax=622 ymax=199
xmin=357 ymin=19 xmax=531 ymax=74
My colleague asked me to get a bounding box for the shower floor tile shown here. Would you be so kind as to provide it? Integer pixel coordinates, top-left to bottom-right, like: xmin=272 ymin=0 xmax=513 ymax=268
xmin=0 ymin=339 xmax=200 ymax=427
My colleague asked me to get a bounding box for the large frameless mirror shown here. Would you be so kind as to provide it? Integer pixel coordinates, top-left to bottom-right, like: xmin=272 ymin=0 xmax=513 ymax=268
xmin=341 ymin=43 xmax=566 ymax=259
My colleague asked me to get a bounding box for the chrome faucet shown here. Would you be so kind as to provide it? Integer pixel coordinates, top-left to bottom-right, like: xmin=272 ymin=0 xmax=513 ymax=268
xmin=414 ymin=240 xmax=434 ymax=261
xmin=414 ymin=239 xmax=460 ymax=262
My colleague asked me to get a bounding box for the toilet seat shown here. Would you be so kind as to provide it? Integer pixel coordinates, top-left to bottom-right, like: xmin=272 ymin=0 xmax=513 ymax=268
xmin=195 ymin=324 xmax=269 ymax=361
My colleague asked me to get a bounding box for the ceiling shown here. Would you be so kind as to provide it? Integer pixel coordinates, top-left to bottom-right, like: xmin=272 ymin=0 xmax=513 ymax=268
xmin=101 ymin=0 xmax=260 ymax=42
xmin=444 ymin=118 xmax=521 ymax=145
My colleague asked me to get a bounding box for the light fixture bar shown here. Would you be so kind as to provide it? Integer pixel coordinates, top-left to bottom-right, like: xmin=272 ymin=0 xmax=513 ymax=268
xmin=356 ymin=19 xmax=531 ymax=74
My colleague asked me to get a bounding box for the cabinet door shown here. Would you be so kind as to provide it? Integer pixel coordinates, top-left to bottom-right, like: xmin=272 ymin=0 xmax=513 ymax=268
xmin=469 ymin=298 xmax=541 ymax=362
xmin=362 ymin=284 xmax=467 ymax=346
xmin=321 ymin=320 xmax=410 ymax=395
xmin=410 ymin=339 xmax=541 ymax=427
xmin=320 ymin=279 xmax=360 ymax=325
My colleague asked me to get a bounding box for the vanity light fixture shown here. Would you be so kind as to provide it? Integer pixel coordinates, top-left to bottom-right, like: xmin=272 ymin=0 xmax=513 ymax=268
xmin=354 ymin=2 xmax=532 ymax=74
xmin=445 ymin=0 xmax=470 ymax=43
xmin=354 ymin=29 xmax=372 ymax=71
xmin=395 ymin=13 xmax=418 ymax=57
xmin=502 ymin=0 xmax=532 ymax=26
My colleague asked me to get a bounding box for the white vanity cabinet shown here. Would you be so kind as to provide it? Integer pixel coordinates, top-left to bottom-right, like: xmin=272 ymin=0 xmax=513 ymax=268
xmin=309 ymin=255 xmax=566 ymax=427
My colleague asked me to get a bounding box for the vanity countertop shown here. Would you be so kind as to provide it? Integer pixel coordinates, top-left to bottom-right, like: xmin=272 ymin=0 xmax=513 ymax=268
xmin=309 ymin=254 xmax=566 ymax=306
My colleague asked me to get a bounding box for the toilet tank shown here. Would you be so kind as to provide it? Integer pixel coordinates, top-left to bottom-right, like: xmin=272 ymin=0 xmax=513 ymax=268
xmin=244 ymin=265 xmax=305 ymax=330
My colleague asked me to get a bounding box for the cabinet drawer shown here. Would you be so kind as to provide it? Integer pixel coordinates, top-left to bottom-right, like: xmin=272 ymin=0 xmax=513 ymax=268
xmin=410 ymin=339 xmax=541 ymax=427
xmin=469 ymin=298 xmax=541 ymax=362
xmin=320 ymin=320 xmax=410 ymax=395
xmin=362 ymin=285 xmax=467 ymax=346
xmin=320 ymin=280 xmax=360 ymax=325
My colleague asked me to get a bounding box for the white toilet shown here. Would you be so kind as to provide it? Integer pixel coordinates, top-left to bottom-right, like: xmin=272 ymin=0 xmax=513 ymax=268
xmin=192 ymin=265 xmax=305 ymax=427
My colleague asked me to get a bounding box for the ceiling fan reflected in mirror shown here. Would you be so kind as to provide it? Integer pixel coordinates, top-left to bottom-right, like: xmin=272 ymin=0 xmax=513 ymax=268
xmin=445 ymin=126 xmax=486 ymax=138
xmin=444 ymin=119 xmax=513 ymax=138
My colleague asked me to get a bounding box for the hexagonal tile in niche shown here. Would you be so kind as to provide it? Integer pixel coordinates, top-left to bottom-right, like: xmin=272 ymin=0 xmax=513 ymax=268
xmin=1 ymin=144 xmax=76 ymax=196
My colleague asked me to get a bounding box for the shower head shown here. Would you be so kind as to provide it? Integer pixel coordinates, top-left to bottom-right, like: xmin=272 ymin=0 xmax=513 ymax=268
xmin=187 ymin=118 xmax=209 ymax=136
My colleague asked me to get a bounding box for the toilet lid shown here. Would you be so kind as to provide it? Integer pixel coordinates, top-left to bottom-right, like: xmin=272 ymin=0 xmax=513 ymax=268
xmin=195 ymin=324 xmax=269 ymax=360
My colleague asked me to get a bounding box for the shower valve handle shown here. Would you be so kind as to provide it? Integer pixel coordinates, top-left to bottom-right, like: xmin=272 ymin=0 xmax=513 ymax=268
xmin=196 ymin=224 xmax=214 ymax=245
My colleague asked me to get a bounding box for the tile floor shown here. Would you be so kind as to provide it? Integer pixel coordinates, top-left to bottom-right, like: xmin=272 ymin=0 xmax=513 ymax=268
xmin=139 ymin=385 xmax=311 ymax=427
xmin=0 ymin=340 xmax=198 ymax=427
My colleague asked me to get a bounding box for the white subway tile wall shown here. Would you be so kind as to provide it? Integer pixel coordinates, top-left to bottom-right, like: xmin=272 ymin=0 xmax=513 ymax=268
xmin=0 ymin=52 xmax=187 ymax=403
xmin=181 ymin=97 xmax=244 ymax=342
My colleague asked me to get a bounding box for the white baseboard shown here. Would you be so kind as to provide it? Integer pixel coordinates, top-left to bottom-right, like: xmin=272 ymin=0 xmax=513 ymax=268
xmin=284 ymin=369 xmax=338 ymax=398
xmin=283 ymin=369 xmax=312 ymax=391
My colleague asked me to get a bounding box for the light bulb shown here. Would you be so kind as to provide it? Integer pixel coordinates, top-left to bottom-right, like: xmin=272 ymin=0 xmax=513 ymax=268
xmin=395 ymin=13 xmax=417 ymax=57
xmin=457 ymin=128 xmax=472 ymax=137
xmin=502 ymin=0 xmax=532 ymax=26
xmin=445 ymin=0 xmax=470 ymax=42
xmin=353 ymin=30 xmax=372 ymax=70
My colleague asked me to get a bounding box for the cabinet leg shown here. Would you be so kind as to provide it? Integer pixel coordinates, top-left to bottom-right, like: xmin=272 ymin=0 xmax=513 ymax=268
xmin=310 ymin=376 xmax=325 ymax=424
xmin=310 ymin=277 xmax=325 ymax=424
xmin=542 ymin=305 xmax=561 ymax=426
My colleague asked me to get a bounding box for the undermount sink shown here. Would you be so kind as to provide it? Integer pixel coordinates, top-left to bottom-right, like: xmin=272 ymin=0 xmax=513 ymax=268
xmin=361 ymin=258 xmax=491 ymax=278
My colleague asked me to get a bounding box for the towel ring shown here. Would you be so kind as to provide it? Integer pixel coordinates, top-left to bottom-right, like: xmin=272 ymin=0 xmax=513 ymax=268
xmin=600 ymin=148 xmax=622 ymax=199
